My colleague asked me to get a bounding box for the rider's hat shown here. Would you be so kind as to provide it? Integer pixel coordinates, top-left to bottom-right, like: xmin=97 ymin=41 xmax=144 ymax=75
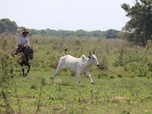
xmin=22 ymin=29 xmax=29 ymax=34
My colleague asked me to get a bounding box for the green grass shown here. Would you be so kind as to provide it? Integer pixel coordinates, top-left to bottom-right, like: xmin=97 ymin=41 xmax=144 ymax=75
xmin=0 ymin=35 xmax=152 ymax=113
xmin=2 ymin=69 xmax=152 ymax=114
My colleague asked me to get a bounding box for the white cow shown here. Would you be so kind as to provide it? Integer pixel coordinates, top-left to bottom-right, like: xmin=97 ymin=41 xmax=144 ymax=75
xmin=52 ymin=51 xmax=100 ymax=84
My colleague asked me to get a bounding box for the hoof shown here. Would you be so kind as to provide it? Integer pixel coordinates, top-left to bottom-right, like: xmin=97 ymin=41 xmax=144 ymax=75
xmin=91 ymin=82 xmax=94 ymax=84
xmin=10 ymin=74 xmax=14 ymax=78
xmin=50 ymin=77 xmax=53 ymax=79
xmin=23 ymin=74 xmax=27 ymax=77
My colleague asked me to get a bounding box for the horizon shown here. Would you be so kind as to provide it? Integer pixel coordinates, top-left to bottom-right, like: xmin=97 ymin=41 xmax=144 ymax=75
xmin=0 ymin=0 xmax=134 ymax=31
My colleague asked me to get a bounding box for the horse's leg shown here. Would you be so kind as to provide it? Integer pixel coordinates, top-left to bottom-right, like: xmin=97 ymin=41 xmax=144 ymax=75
xmin=26 ymin=64 xmax=31 ymax=76
xmin=10 ymin=68 xmax=14 ymax=78
xmin=23 ymin=62 xmax=30 ymax=77
xmin=21 ymin=65 xmax=25 ymax=77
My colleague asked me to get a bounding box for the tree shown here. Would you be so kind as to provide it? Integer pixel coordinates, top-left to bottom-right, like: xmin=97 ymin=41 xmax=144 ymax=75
xmin=75 ymin=30 xmax=86 ymax=37
xmin=105 ymin=29 xmax=120 ymax=39
xmin=0 ymin=18 xmax=18 ymax=34
xmin=121 ymin=0 xmax=152 ymax=45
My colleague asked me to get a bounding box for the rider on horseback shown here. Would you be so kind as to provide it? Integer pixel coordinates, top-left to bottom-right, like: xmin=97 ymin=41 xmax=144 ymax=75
xmin=15 ymin=28 xmax=30 ymax=55
xmin=14 ymin=28 xmax=33 ymax=77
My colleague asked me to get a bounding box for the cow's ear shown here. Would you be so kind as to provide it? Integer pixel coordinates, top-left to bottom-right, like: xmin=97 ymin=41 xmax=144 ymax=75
xmin=89 ymin=51 xmax=92 ymax=56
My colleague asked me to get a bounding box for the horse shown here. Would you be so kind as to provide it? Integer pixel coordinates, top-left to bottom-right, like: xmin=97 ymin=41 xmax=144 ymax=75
xmin=0 ymin=46 xmax=33 ymax=78
xmin=16 ymin=46 xmax=34 ymax=77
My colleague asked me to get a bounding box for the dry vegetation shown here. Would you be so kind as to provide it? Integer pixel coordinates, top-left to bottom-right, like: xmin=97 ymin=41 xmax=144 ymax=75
xmin=0 ymin=34 xmax=152 ymax=114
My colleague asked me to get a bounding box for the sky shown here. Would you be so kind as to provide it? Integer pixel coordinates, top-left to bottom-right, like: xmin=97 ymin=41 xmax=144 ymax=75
xmin=0 ymin=0 xmax=134 ymax=31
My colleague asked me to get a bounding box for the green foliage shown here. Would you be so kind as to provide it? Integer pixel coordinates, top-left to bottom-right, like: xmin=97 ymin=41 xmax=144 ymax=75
xmin=106 ymin=29 xmax=120 ymax=39
xmin=1 ymin=35 xmax=152 ymax=113
xmin=0 ymin=41 xmax=16 ymax=114
xmin=114 ymin=46 xmax=125 ymax=67
xmin=0 ymin=18 xmax=18 ymax=34
xmin=0 ymin=18 xmax=120 ymax=39
xmin=28 ymin=28 xmax=119 ymax=39
xmin=75 ymin=29 xmax=86 ymax=37
xmin=121 ymin=0 xmax=152 ymax=45
xmin=99 ymin=54 xmax=109 ymax=70
xmin=0 ymin=34 xmax=22 ymax=114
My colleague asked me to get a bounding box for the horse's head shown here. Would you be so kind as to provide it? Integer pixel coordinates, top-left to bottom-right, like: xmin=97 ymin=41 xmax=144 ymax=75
xmin=28 ymin=47 xmax=34 ymax=60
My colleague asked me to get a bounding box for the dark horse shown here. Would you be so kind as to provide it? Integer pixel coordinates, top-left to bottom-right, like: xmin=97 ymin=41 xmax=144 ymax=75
xmin=15 ymin=46 xmax=34 ymax=77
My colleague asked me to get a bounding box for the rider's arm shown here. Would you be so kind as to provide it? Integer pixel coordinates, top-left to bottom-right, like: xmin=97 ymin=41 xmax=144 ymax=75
xmin=27 ymin=38 xmax=30 ymax=46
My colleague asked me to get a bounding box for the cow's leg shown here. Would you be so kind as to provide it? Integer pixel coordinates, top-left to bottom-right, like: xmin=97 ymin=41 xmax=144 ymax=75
xmin=85 ymin=72 xmax=94 ymax=84
xmin=77 ymin=71 xmax=81 ymax=85
xmin=52 ymin=68 xmax=63 ymax=83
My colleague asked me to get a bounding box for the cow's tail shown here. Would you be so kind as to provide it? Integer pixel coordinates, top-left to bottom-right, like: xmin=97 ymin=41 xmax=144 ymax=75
xmin=60 ymin=51 xmax=66 ymax=56
xmin=60 ymin=47 xmax=68 ymax=56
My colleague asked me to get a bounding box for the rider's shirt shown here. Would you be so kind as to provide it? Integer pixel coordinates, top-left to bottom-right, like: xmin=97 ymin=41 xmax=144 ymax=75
xmin=18 ymin=32 xmax=30 ymax=46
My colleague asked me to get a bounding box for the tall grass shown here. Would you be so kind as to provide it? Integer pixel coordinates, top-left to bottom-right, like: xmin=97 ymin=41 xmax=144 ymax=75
xmin=0 ymin=34 xmax=152 ymax=113
xmin=0 ymin=34 xmax=18 ymax=113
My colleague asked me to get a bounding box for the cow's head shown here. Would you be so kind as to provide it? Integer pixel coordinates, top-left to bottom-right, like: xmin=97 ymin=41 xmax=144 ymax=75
xmin=88 ymin=51 xmax=100 ymax=67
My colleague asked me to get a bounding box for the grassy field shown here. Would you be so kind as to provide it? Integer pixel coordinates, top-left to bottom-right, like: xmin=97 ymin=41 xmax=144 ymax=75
xmin=0 ymin=35 xmax=152 ymax=114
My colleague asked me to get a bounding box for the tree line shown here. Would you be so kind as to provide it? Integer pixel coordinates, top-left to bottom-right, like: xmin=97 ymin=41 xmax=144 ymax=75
xmin=0 ymin=18 xmax=120 ymax=39
xmin=29 ymin=28 xmax=120 ymax=39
